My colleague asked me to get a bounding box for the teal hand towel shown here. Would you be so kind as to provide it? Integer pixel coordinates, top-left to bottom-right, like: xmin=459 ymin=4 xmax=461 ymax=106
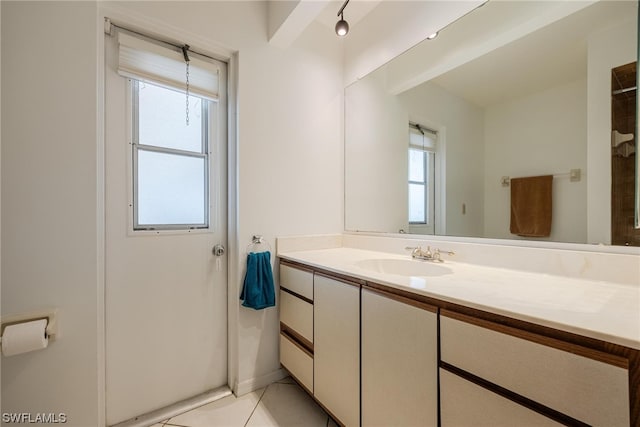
xmin=240 ymin=251 xmax=275 ymax=310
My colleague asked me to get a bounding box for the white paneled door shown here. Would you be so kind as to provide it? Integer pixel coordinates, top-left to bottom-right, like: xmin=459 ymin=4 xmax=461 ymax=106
xmin=104 ymin=29 xmax=228 ymax=425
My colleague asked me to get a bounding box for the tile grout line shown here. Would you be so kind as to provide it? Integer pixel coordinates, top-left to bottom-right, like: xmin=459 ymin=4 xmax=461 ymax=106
xmin=243 ymin=384 xmax=269 ymax=427
xmin=162 ymin=416 xmax=192 ymax=427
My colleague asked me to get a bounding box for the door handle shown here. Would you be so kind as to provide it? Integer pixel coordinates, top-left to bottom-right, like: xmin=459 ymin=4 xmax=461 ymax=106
xmin=212 ymin=244 xmax=225 ymax=256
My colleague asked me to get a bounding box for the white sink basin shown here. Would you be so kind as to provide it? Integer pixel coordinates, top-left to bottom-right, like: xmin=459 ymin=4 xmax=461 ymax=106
xmin=354 ymin=258 xmax=452 ymax=277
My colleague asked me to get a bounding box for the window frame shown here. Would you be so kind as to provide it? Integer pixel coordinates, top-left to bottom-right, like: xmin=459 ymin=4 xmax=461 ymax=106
xmin=408 ymin=125 xmax=437 ymax=229
xmin=408 ymin=148 xmax=427 ymax=224
xmin=129 ymin=79 xmax=212 ymax=232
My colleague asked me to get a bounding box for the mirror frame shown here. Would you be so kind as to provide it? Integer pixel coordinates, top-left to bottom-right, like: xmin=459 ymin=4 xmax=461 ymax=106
xmin=636 ymin=0 xmax=640 ymax=230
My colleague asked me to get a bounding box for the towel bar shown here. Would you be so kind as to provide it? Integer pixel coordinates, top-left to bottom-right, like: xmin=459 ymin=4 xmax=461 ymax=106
xmin=247 ymin=235 xmax=272 ymax=253
xmin=502 ymin=169 xmax=581 ymax=187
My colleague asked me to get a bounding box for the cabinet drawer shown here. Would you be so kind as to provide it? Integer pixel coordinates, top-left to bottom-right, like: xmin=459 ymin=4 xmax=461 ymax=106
xmin=280 ymin=290 xmax=313 ymax=344
xmin=440 ymin=314 xmax=629 ymax=427
xmin=280 ymin=264 xmax=313 ymax=301
xmin=280 ymin=333 xmax=313 ymax=393
xmin=440 ymin=369 xmax=561 ymax=427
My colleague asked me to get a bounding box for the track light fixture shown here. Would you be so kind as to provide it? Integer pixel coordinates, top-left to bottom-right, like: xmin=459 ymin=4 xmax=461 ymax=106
xmin=335 ymin=13 xmax=349 ymax=36
xmin=335 ymin=0 xmax=350 ymax=36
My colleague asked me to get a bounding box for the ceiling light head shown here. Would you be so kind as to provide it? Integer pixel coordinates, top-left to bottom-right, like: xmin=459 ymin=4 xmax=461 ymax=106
xmin=336 ymin=14 xmax=349 ymax=36
xmin=335 ymin=0 xmax=350 ymax=37
xmin=427 ymin=32 xmax=439 ymax=40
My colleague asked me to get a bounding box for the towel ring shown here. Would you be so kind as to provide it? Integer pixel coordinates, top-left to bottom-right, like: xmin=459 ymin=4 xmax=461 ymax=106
xmin=247 ymin=235 xmax=272 ymax=253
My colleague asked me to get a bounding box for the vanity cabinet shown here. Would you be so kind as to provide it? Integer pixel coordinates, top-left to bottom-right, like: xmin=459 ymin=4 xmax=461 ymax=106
xmin=279 ymin=259 xmax=638 ymax=427
xmin=314 ymin=273 xmax=360 ymax=427
xmin=440 ymin=310 xmax=631 ymax=427
xmin=361 ymin=288 xmax=438 ymax=426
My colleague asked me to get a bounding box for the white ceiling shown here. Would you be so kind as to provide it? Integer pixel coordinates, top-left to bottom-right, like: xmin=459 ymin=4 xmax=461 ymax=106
xmin=300 ymin=0 xmax=634 ymax=100
xmin=430 ymin=0 xmax=636 ymax=108
xmin=314 ymin=0 xmax=383 ymax=30
xmin=268 ymin=0 xmax=484 ymax=82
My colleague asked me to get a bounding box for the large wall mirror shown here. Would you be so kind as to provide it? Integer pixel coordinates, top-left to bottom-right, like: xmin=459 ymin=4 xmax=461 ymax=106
xmin=345 ymin=0 xmax=639 ymax=247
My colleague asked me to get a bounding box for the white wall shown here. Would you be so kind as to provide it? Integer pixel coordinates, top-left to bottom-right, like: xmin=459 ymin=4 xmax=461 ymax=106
xmin=345 ymin=68 xmax=409 ymax=233
xmin=587 ymin=15 xmax=637 ymax=245
xmin=0 ymin=1 xmax=343 ymax=424
xmin=234 ymin=13 xmax=343 ymax=394
xmin=484 ymin=79 xmax=588 ymax=243
xmin=399 ymin=81 xmax=485 ymax=238
xmin=344 ymin=74 xmax=485 ymax=237
xmin=1 ymin=2 xmax=101 ymax=426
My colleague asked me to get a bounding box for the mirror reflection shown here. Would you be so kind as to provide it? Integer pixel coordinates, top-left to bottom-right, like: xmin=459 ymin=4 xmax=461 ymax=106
xmin=345 ymin=0 xmax=638 ymax=246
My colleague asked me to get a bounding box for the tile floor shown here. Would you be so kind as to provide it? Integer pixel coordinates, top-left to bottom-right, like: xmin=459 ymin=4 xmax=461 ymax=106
xmin=151 ymin=377 xmax=338 ymax=427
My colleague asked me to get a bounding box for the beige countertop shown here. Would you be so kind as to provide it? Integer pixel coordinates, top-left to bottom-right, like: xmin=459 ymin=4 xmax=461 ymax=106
xmin=278 ymin=247 xmax=640 ymax=350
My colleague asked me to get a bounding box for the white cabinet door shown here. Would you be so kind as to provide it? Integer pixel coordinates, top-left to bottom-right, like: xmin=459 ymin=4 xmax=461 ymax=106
xmin=361 ymin=289 xmax=438 ymax=427
xmin=314 ymin=274 xmax=360 ymax=427
xmin=440 ymin=369 xmax=562 ymax=427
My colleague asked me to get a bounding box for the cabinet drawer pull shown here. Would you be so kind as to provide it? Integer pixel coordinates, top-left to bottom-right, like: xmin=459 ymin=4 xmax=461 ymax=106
xmin=280 ymin=322 xmax=313 ymax=356
xmin=281 ymin=286 xmax=313 ymax=305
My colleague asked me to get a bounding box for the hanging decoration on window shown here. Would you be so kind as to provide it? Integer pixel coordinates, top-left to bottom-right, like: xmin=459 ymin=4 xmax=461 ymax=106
xmin=181 ymin=44 xmax=191 ymax=126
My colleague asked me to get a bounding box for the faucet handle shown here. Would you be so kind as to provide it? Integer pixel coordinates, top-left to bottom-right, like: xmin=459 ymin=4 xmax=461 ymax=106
xmin=405 ymin=246 xmax=422 ymax=257
xmin=431 ymin=248 xmax=454 ymax=263
xmin=436 ymin=248 xmax=455 ymax=256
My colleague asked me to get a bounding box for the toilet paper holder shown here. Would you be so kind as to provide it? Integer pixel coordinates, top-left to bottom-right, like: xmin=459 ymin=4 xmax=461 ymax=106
xmin=0 ymin=309 xmax=58 ymax=344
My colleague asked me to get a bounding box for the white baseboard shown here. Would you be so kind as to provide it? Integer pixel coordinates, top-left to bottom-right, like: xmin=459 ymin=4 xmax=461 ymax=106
xmin=234 ymin=368 xmax=286 ymax=396
xmin=110 ymin=385 xmax=232 ymax=427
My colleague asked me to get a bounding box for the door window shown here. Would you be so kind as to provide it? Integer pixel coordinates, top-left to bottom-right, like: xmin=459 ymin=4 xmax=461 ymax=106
xmin=132 ymin=80 xmax=210 ymax=230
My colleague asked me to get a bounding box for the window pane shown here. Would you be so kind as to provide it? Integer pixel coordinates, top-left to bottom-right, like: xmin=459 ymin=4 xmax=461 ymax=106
xmin=409 ymin=149 xmax=425 ymax=182
xmin=138 ymin=82 xmax=203 ymax=152
xmin=409 ymin=183 xmax=425 ymax=223
xmin=137 ymin=150 xmax=206 ymax=226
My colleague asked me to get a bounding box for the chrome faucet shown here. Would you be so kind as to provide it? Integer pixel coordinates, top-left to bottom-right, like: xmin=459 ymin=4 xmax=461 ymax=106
xmin=405 ymin=246 xmax=455 ymax=262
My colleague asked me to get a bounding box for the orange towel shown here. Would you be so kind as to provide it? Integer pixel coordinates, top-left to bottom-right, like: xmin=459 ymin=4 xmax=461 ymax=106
xmin=510 ymin=175 xmax=553 ymax=237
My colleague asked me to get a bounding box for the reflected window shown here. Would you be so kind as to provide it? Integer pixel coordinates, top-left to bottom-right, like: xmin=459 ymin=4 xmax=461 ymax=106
xmin=408 ymin=124 xmax=436 ymax=227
